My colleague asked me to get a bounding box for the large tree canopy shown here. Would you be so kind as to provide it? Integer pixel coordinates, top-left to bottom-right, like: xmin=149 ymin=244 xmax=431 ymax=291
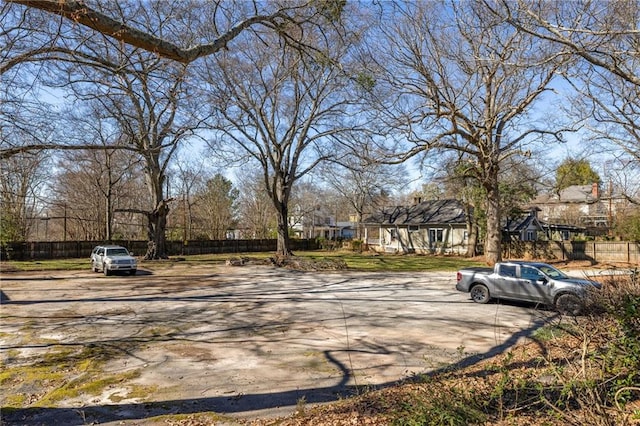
xmin=200 ymin=4 xmax=366 ymax=256
xmin=496 ymin=0 xmax=640 ymax=192
xmin=373 ymin=1 xmax=568 ymax=264
xmin=1 ymin=0 xmax=348 ymax=258
xmin=1 ymin=0 xmax=343 ymax=158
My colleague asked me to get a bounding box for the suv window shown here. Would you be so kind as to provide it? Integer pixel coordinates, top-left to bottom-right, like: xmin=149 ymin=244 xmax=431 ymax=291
xmin=107 ymin=248 xmax=129 ymax=256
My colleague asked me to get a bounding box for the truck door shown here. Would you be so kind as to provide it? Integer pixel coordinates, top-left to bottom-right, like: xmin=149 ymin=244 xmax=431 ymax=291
xmin=495 ymin=264 xmax=519 ymax=299
xmin=515 ymin=265 xmax=550 ymax=303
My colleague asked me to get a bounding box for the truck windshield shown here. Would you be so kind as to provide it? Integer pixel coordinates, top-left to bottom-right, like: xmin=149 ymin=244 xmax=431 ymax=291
xmin=538 ymin=265 xmax=569 ymax=279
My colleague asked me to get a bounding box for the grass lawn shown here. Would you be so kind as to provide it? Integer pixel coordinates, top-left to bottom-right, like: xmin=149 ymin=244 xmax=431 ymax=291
xmin=1 ymin=250 xmax=486 ymax=273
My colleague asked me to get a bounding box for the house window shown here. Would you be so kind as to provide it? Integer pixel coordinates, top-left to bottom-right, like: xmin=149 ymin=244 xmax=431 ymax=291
xmin=408 ymin=225 xmax=419 ymax=232
xmin=526 ymin=230 xmax=536 ymax=241
xmin=389 ymin=228 xmax=398 ymax=240
xmin=561 ymin=231 xmax=569 ymax=240
xmin=429 ymin=228 xmax=444 ymax=243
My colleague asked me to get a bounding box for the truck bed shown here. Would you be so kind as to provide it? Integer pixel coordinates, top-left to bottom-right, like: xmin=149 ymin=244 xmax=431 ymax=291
xmin=459 ymin=267 xmax=492 ymax=274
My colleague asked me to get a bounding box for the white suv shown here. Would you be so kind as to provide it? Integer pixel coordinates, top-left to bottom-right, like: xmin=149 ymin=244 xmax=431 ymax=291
xmin=91 ymin=245 xmax=137 ymax=276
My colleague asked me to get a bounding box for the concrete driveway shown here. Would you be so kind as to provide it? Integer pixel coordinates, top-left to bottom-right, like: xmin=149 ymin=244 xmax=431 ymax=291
xmin=0 ymin=264 xmax=556 ymax=424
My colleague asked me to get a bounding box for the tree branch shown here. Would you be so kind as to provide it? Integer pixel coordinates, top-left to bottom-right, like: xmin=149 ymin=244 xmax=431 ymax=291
xmin=0 ymin=143 xmax=140 ymax=160
xmin=8 ymin=0 xmax=294 ymax=63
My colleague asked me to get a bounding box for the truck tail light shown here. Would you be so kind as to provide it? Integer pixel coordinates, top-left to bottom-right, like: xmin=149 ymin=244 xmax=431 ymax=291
xmin=456 ymin=272 xmax=462 ymax=281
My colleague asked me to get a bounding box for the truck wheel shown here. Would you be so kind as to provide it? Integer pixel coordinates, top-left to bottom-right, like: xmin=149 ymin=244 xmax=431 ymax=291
xmin=555 ymin=294 xmax=583 ymax=316
xmin=129 ymin=269 xmax=137 ymax=276
xmin=470 ymin=284 xmax=490 ymax=304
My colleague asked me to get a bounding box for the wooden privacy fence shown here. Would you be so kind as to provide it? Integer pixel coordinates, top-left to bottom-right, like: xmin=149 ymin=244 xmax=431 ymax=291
xmin=504 ymin=241 xmax=640 ymax=264
xmin=0 ymin=239 xmax=320 ymax=261
xmin=3 ymin=239 xmax=638 ymax=264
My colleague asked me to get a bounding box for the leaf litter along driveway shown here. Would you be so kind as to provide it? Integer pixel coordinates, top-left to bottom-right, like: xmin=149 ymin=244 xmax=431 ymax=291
xmin=0 ymin=264 xmax=555 ymax=424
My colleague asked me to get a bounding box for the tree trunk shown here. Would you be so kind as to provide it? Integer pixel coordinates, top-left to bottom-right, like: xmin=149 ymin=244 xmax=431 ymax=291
xmin=463 ymin=200 xmax=477 ymax=257
xmin=106 ymin=192 xmax=112 ymax=241
xmin=275 ymin=205 xmax=293 ymax=257
xmin=143 ymin=162 xmax=169 ymax=260
xmin=466 ymin=229 xmax=478 ymax=257
xmin=355 ymin=211 xmax=363 ymax=240
xmin=484 ymin=179 xmax=502 ymax=266
xmin=145 ymin=202 xmax=169 ymax=260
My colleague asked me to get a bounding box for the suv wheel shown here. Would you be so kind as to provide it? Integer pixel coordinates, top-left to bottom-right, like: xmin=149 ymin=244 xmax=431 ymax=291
xmin=103 ymin=265 xmax=111 ymax=276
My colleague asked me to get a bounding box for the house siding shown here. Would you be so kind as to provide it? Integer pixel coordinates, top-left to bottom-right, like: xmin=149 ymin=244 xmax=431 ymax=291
xmin=371 ymin=225 xmax=467 ymax=255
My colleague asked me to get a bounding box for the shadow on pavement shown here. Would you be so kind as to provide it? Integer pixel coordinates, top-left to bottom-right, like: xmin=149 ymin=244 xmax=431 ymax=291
xmin=1 ymin=317 xmax=550 ymax=425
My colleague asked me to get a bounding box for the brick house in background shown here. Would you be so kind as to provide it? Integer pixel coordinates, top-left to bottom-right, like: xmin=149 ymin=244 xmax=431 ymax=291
xmin=530 ymin=182 xmax=630 ymax=236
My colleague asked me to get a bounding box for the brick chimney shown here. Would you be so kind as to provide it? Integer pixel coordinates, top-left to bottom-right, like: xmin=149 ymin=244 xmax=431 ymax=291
xmin=592 ymin=182 xmax=599 ymax=199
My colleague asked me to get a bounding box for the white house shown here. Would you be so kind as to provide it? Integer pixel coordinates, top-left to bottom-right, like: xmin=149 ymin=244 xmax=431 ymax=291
xmin=362 ymin=199 xmax=470 ymax=254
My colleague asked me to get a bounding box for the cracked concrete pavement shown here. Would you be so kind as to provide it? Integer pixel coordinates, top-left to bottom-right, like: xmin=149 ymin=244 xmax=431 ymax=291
xmin=0 ymin=264 xmax=557 ymax=424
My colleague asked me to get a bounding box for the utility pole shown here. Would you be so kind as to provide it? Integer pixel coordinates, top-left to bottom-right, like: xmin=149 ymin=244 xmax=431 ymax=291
xmin=182 ymin=193 xmax=187 ymax=242
xmin=608 ymin=179 xmax=613 ymax=237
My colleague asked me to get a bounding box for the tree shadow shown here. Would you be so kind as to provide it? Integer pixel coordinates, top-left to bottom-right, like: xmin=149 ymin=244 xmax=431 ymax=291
xmin=1 ymin=269 xmax=554 ymax=425
xmin=0 ymin=319 xmax=551 ymax=425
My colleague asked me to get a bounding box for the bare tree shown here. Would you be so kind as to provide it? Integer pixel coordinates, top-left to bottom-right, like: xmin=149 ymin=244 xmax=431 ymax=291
xmin=3 ymin=2 xmax=224 ymax=258
xmin=496 ymin=1 xmax=640 ymax=193
xmin=201 ymin=10 xmax=368 ymax=256
xmin=193 ymin=174 xmax=239 ymax=240
xmin=45 ymin=45 xmax=198 ymax=257
xmin=0 ymin=151 xmax=48 ymax=242
xmin=2 ymin=1 xmax=353 ymax=259
xmin=169 ymin=154 xmax=209 ymax=241
xmin=49 ymin=103 xmax=145 ymax=240
xmin=52 ymin=147 xmax=143 ymax=241
xmin=235 ymin=169 xmax=278 ymax=240
xmin=0 ymin=0 xmax=287 ymax=158
xmin=496 ymin=0 xmax=640 ymax=87
xmin=288 ymin=179 xmax=333 ymax=239
xmin=320 ymin=155 xmax=407 ymax=240
xmin=375 ymin=1 xmax=568 ymax=264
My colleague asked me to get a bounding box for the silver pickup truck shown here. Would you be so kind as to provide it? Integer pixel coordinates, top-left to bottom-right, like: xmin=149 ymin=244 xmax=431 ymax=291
xmin=456 ymin=261 xmax=600 ymax=315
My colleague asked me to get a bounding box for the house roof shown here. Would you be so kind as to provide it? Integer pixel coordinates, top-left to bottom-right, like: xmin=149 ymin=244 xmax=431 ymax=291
xmin=504 ymin=210 xmax=585 ymax=234
xmin=504 ymin=212 xmax=541 ymax=233
xmin=363 ymin=199 xmax=468 ymax=226
xmin=531 ymin=184 xmax=599 ymax=204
